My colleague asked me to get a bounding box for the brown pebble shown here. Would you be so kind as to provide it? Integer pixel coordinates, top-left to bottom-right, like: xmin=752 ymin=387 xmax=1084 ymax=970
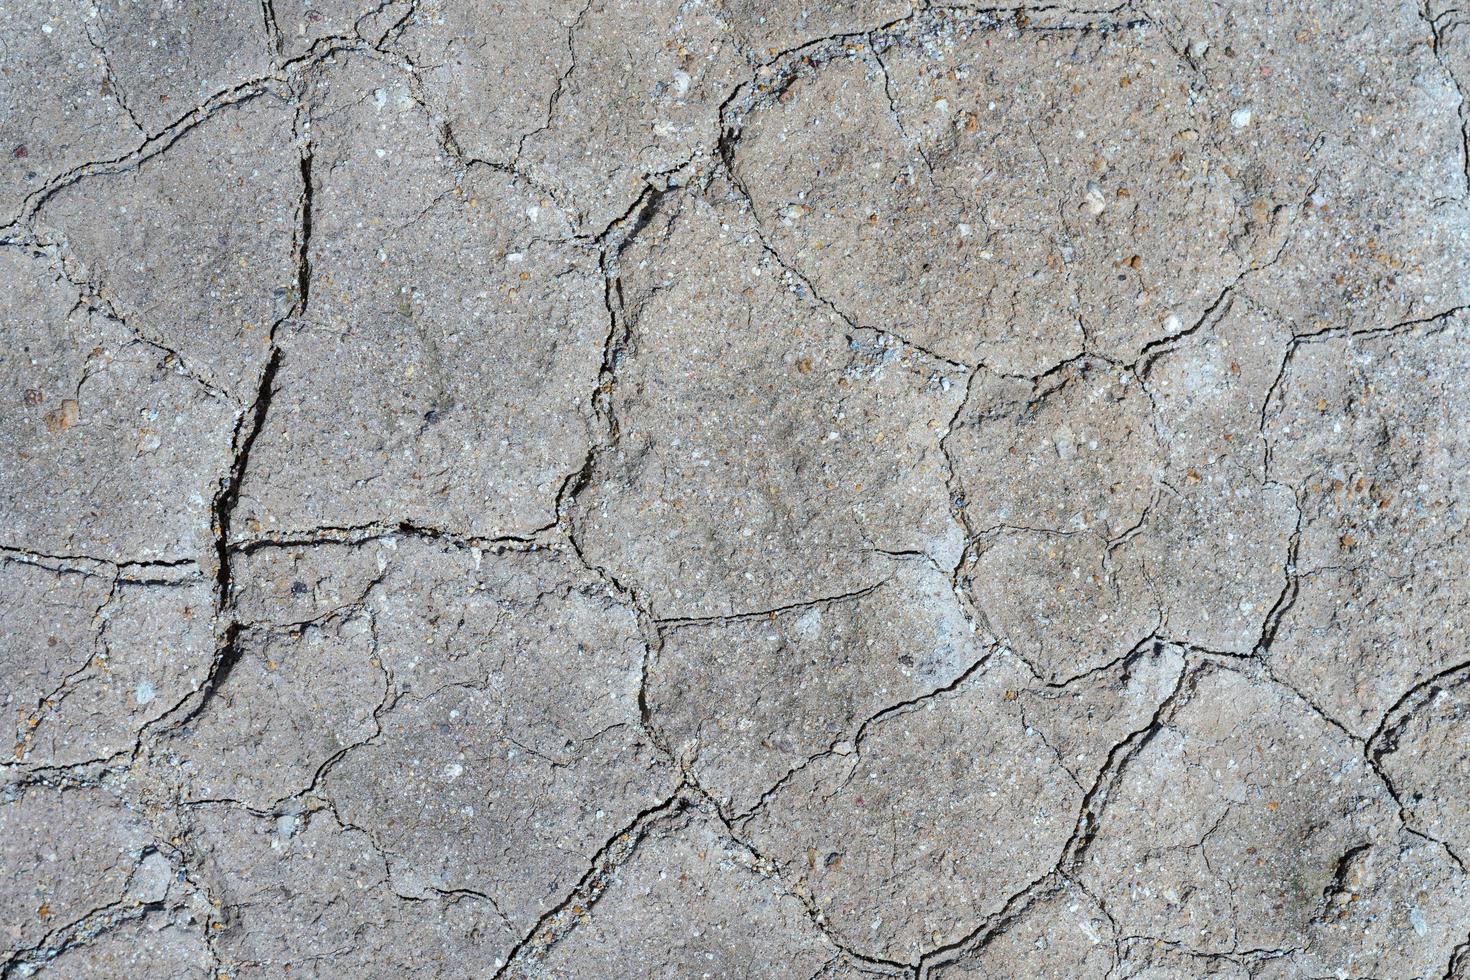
xmin=44 ymin=398 xmax=79 ymax=433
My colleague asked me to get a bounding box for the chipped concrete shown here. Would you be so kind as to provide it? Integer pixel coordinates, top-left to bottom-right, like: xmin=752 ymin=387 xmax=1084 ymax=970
xmin=2 ymin=1 xmax=1469 ymax=977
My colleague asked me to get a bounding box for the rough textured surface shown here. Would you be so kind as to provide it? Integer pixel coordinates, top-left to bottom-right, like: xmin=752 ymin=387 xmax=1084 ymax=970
xmin=3 ymin=2 xmax=1470 ymax=977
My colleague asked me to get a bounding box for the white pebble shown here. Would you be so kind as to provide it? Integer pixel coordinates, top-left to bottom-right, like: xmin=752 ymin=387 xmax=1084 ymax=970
xmin=1082 ymin=181 xmax=1107 ymax=216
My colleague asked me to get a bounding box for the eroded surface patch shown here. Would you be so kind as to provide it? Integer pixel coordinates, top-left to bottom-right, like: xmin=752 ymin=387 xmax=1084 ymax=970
xmin=3 ymin=3 xmax=1470 ymax=977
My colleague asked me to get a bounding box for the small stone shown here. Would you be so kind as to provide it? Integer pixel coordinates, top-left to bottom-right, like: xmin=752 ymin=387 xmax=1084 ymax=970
xmin=1082 ymin=181 xmax=1107 ymax=215
xmin=43 ymin=399 xmax=78 ymax=433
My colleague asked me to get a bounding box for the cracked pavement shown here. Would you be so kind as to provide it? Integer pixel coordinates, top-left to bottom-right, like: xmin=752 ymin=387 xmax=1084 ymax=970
xmin=2 ymin=0 xmax=1470 ymax=976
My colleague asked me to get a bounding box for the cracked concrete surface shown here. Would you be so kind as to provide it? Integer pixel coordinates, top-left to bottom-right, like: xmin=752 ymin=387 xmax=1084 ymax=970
xmin=2 ymin=0 xmax=1470 ymax=976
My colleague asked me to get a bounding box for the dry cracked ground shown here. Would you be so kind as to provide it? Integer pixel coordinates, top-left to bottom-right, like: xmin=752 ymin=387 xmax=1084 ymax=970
xmin=2 ymin=1 xmax=1470 ymax=977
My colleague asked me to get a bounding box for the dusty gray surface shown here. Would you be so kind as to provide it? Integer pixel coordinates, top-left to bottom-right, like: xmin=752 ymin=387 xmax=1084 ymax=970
xmin=2 ymin=1 xmax=1470 ymax=977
